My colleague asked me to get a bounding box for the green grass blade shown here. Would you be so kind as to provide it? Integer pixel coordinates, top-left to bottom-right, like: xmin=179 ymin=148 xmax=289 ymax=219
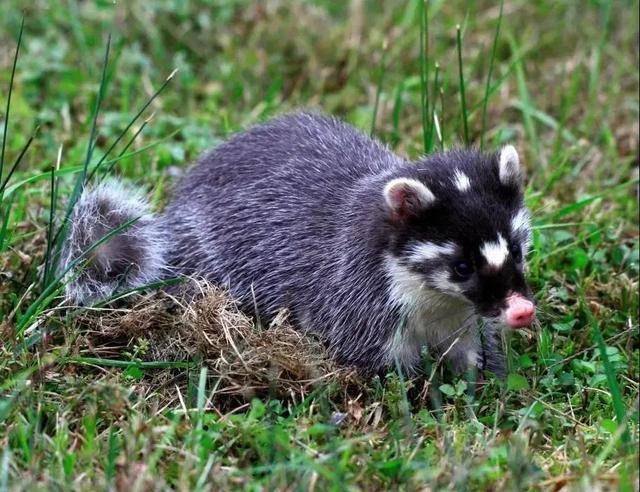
xmin=197 ymin=367 xmax=208 ymax=413
xmin=438 ymin=87 xmax=445 ymax=150
xmin=0 ymin=16 xmax=24 ymax=190
xmin=584 ymin=300 xmax=631 ymax=450
xmin=81 ymin=34 xmax=112 ymax=186
xmin=2 ymin=166 xmax=86 ymax=200
xmin=510 ymin=100 xmax=577 ymax=144
xmin=586 ymin=0 xmax=612 ymax=130
xmin=43 ymin=166 xmax=57 ymax=287
xmin=104 ymin=428 xmax=119 ymax=485
xmin=507 ymin=32 xmax=541 ymax=160
xmin=42 ymin=145 xmax=62 ymax=288
xmin=0 ymin=366 xmax=37 ymax=424
xmin=98 ymin=119 xmax=149 ymax=180
xmin=423 ymin=0 xmax=430 ymax=151
xmin=480 ymin=0 xmax=503 ymax=150
xmin=86 ymin=277 xmax=183 ymax=308
xmin=0 ymin=191 xmax=16 ymax=252
xmin=100 ymin=126 xmax=180 ymax=179
xmin=456 ymin=24 xmax=470 ymax=147
xmin=63 ymin=357 xmax=194 ymax=370
xmin=418 ymin=0 xmax=430 ymax=152
xmin=426 ymin=62 xmax=439 ymax=152
xmin=2 ymin=129 xmax=181 ymax=199
xmin=546 ymin=178 xmax=638 ymax=220
xmin=43 ymin=146 xmax=62 ymax=287
xmin=370 ymin=41 xmax=388 ymax=137
xmin=50 ymin=35 xmax=112 ymax=267
xmin=469 ymin=49 xmax=528 ymax=115
xmin=87 ymin=68 xmax=177 ymax=183
xmin=46 ymin=36 xmax=113 ymax=278
xmin=0 ymin=127 xmax=38 ymax=194
xmin=391 ymin=79 xmax=406 ymax=148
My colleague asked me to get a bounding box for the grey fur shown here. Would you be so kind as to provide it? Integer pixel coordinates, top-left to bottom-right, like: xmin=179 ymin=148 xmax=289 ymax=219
xmin=62 ymin=112 xmax=533 ymax=376
xmin=62 ymin=180 xmax=167 ymax=303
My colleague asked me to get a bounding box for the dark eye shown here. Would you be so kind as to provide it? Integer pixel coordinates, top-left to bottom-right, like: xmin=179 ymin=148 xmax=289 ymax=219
xmin=452 ymin=260 xmax=474 ymax=279
xmin=510 ymin=243 xmax=523 ymax=263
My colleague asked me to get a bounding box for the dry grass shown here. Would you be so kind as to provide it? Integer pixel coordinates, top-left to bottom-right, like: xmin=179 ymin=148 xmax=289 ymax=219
xmin=72 ymin=285 xmax=360 ymax=406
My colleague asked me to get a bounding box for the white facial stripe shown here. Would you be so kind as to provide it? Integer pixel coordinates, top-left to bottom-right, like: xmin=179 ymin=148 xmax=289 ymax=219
xmin=452 ymin=169 xmax=471 ymax=192
xmin=430 ymin=270 xmax=463 ymax=293
xmin=511 ymin=208 xmax=533 ymax=249
xmin=385 ymin=249 xmax=465 ymax=311
xmin=480 ymin=234 xmax=509 ymax=268
xmin=384 ymin=255 xmax=425 ymax=310
xmin=408 ymin=241 xmax=457 ymax=263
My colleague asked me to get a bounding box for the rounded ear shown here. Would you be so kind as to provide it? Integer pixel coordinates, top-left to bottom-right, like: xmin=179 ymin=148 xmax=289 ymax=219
xmin=498 ymin=145 xmax=523 ymax=187
xmin=383 ymin=177 xmax=435 ymax=220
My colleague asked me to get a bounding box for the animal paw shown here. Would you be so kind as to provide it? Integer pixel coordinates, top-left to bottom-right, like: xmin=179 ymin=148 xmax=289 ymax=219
xmin=466 ymin=349 xmax=484 ymax=371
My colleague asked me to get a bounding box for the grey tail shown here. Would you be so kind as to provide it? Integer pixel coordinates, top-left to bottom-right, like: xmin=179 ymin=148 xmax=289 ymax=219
xmin=60 ymin=179 xmax=167 ymax=305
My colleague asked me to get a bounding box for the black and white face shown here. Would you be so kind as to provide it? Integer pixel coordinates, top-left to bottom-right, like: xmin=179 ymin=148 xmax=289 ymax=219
xmin=383 ymin=146 xmax=536 ymax=328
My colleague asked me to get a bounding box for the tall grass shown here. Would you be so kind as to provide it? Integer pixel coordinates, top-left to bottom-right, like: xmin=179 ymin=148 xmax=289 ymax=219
xmin=0 ymin=17 xmax=23 ymax=195
xmin=42 ymin=147 xmax=61 ymax=287
xmin=46 ymin=34 xmax=114 ymax=280
xmin=507 ymin=33 xmax=541 ymax=161
xmin=428 ymin=61 xmax=440 ymax=150
xmin=9 ymin=34 xmax=178 ymax=328
xmin=0 ymin=18 xmax=36 ymax=256
xmin=0 ymin=26 xmax=177 ymax=342
xmin=456 ymin=24 xmax=470 ymax=147
xmin=370 ymin=40 xmax=388 ymax=137
xmin=418 ymin=0 xmax=430 ymax=153
xmin=480 ymin=0 xmax=504 ymax=150
xmin=88 ymin=69 xmax=177 ymax=183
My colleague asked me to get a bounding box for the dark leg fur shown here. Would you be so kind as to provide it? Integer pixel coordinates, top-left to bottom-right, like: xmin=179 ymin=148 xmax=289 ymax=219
xmin=480 ymin=326 xmax=506 ymax=379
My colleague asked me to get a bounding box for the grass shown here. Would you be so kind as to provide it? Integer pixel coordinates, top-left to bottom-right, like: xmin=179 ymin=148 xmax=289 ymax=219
xmin=0 ymin=0 xmax=638 ymax=490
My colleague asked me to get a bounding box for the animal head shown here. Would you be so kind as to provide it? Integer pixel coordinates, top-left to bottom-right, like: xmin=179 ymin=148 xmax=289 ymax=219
xmin=383 ymin=146 xmax=535 ymax=328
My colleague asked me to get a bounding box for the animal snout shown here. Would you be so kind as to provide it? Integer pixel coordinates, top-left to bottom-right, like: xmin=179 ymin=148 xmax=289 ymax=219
xmin=504 ymin=293 xmax=536 ymax=328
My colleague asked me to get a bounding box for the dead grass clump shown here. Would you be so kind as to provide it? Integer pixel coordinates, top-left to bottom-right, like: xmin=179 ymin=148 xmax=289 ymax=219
xmin=75 ymin=285 xmax=357 ymax=403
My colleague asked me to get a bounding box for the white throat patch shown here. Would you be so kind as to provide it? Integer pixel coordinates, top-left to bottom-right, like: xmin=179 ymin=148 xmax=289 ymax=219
xmin=384 ymin=255 xmax=477 ymax=370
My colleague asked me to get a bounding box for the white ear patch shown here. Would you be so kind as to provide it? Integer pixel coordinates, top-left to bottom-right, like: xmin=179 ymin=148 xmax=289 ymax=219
xmin=498 ymin=145 xmax=522 ymax=186
xmin=452 ymin=169 xmax=471 ymax=192
xmin=384 ymin=178 xmax=435 ymax=219
xmin=480 ymin=234 xmax=509 ymax=268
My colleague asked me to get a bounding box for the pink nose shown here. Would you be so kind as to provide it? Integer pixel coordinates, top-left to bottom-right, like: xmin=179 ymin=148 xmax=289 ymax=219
xmin=505 ymin=295 xmax=536 ymax=328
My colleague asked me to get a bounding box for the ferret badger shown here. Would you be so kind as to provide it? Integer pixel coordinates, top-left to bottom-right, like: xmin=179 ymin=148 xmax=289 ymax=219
xmin=63 ymin=112 xmax=536 ymax=376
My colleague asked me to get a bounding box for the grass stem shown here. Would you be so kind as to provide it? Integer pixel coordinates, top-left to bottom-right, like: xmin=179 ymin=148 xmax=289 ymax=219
xmin=480 ymin=0 xmax=503 ymax=150
xmin=456 ymin=24 xmax=470 ymax=146
xmin=370 ymin=40 xmax=389 ymax=137
xmin=418 ymin=0 xmax=430 ymax=153
xmin=0 ymin=16 xmax=24 ymax=193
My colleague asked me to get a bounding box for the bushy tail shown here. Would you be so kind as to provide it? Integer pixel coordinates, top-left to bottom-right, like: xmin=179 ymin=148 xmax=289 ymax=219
xmin=61 ymin=180 xmax=167 ymax=304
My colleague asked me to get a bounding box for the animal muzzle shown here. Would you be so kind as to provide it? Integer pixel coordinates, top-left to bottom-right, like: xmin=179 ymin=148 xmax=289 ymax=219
xmin=504 ymin=293 xmax=536 ymax=328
